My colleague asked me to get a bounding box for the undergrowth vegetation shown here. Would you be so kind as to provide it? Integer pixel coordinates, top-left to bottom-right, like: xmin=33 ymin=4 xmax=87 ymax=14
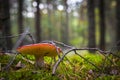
xmin=0 ymin=51 xmax=120 ymax=80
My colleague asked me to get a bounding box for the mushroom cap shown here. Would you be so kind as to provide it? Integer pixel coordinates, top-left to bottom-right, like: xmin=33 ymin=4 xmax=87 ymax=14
xmin=17 ymin=43 xmax=62 ymax=57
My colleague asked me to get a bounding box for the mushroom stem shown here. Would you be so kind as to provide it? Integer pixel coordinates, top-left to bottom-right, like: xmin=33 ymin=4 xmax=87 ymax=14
xmin=35 ymin=56 xmax=44 ymax=69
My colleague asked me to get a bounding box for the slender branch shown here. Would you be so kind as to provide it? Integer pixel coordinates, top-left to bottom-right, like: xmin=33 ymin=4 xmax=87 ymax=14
xmin=64 ymin=56 xmax=74 ymax=67
xmin=71 ymin=48 xmax=110 ymax=54
xmin=100 ymin=52 xmax=111 ymax=74
xmin=53 ymin=40 xmax=74 ymax=48
xmin=12 ymin=27 xmax=30 ymax=50
xmin=3 ymin=51 xmax=19 ymax=71
xmin=52 ymin=49 xmax=73 ymax=75
xmin=27 ymin=33 xmax=36 ymax=44
xmin=73 ymin=50 xmax=101 ymax=70
xmin=0 ymin=33 xmax=24 ymax=39
xmin=3 ymin=28 xmax=31 ymax=71
xmin=0 ymin=31 xmax=33 ymax=40
xmin=20 ymin=55 xmax=34 ymax=64
xmin=52 ymin=48 xmax=111 ymax=75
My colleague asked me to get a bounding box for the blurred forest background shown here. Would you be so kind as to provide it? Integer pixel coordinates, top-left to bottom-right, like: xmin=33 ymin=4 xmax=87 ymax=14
xmin=0 ymin=0 xmax=120 ymax=51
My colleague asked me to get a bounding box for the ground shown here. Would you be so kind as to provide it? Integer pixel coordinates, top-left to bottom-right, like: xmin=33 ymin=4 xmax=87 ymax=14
xmin=0 ymin=51 xmax=120 ymax=80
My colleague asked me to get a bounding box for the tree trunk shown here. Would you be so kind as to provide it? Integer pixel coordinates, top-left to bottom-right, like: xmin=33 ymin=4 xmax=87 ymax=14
xmin=99 ymin=0 xmax=106 ymax=50
xmin=116 ymin=0 xmax=120 ymax=43
xmin=87 ymin=0 xmax=96 ymax=52
xmin=47 ymin=0 xmax=52 ymax=40
xmin=18 ymin=0 xmax=24 ymax=34
xmin=62 ymin=0 xmax=69 ymax=44
xmin=0 ymin=0 xmax=12 ymax=50
xmin=35 ymin=0 xmax=41 ymax=43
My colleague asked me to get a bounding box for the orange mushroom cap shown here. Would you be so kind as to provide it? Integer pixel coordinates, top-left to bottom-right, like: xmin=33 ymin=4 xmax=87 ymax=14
xmin=17 ymin=43 xmax=62 ymax=57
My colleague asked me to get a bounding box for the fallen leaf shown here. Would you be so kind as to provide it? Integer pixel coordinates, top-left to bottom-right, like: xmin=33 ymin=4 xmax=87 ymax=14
xmin=15 ymin=61 xmax=24 ymax=70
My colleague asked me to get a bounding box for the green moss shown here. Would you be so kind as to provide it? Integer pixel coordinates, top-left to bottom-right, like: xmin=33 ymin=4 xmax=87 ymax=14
xmin=0 ymin=52 xmax=120 ymax=80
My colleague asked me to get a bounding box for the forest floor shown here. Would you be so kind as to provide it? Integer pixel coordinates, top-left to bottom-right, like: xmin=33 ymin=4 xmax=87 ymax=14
xmin=0 ymin=51 xmax=120 ymax=80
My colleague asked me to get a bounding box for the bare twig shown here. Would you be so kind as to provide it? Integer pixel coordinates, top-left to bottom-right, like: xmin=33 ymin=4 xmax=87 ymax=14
xmin=3 ymin=51 xmax=19 ymax=70
xmin=71 ymin=48 xmax=110 ymax=54
xmin=64 ymin=56 xmax=74 ymax=67
xmin=0 ymin=33 xmax=24 ymax=39
xmin=12 ymin=27 xmax=30 ymax=50
xmin=52 ymin=49 xmax=73 ymax=75
xmin=20 ymin=55 xmax=34 ymax=64
xmin=4 ymin=28 xmax=31 ymax=71
xmin=53 ymin=40 xmax=74 ymax=49
xmin=0 ymin=27 xmax=35 ymax=45
xmin=73 ymin=50 xmax=101 ymax=70
xmin=52 ymin=48 xmax=111 ymax=75
xmin=100 ymin=52 xmax=111 ymax=74
xmin=27 ymin=33 xmax=36 ymax=44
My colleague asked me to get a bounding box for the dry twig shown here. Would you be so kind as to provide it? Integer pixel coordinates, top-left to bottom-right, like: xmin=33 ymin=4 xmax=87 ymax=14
xmin=52 ymin=47 xmax=111 ymax=75
xmin=3 ymin=27 xmax=32 ymax=70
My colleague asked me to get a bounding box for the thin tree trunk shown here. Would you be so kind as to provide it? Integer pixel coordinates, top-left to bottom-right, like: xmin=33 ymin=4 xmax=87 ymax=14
xmin=47 ymin=0 xmax=52 ymax=40
xmin=63 ymin=0 xmax=69 ymax=44
xmin=35 ymin=0 xmax=41 ymax=43
xmin=116 ymin=0 xmax=120 ymax=43
xmin=87 ymin=0 xmax=96 ymax=53
xmin=18 ymin=0 xmax=24 ymax=34
xmin=99 ymin=0 xmax=106 ymax=50
xmin=0 ymin=0 xmax=13 ymax=50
